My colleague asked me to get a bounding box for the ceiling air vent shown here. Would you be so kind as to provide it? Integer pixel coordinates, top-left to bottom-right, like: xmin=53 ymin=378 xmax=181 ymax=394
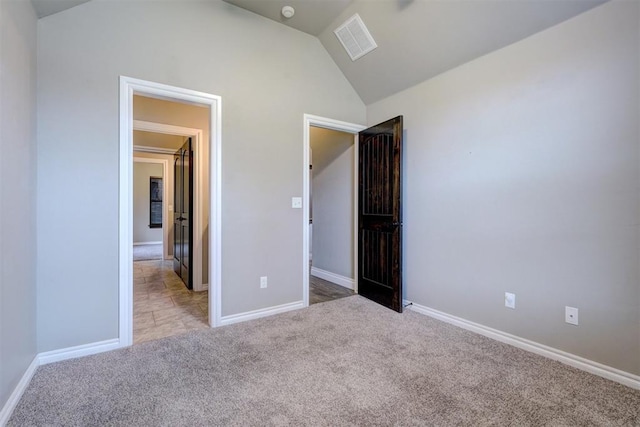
xmin=334 ymin=14 xmax=377 ymax=61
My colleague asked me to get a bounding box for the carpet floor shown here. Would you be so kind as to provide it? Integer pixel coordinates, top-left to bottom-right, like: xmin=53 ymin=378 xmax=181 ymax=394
xmin=133 ymin=243 xmax=163 ymax=261
xmin=9 ymin=296 xmax=639 ymax=426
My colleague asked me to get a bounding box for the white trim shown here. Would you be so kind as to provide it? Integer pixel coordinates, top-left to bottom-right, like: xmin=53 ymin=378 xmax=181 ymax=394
xmin=0 ymin=356 xmax=38 ymax=426
xmin=133 ymin=145 xmax=176 ymax=155
xmin=405 ymin=300 xmax=640 ymax=390
xmin=38 ymin=339 xmax=121 ymax=365
xmin=219 ymin=301 xmax=304 ymax=326
xmin=133 ymin=241 xmax=163 ymax=246
xmin=310 ymin=267 xmax=354 ymax=290
xmin=119 ymin=76 xmax=223 ymax=349
xmin=303 ymin=114 xmax=365 ymax=308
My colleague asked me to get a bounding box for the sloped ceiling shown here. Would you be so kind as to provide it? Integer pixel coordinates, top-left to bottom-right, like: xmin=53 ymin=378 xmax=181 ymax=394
xmin=221 ymin=0 xmax=352 ymax=36
xmin=31 ymin=0 xmax=90 ymax=18
xmin=225 ymin=0 xmax=607 ymax=105
xmin=34 ymin=0 xmax=608 ymax=104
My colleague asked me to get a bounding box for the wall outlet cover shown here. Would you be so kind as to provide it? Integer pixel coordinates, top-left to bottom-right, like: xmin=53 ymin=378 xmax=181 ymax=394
xmin=505 ymin=292 xmax=516 ymax=309
xmin=565 ymin=306 xmax=579 ymax=325
xmin=291 ymin=197 xmax=302 ymax=208
xmin=260 ymin=276 xmax=268 ymax=288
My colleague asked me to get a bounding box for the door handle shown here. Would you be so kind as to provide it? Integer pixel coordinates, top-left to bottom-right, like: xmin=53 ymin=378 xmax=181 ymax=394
xmin=392 ymin=222 xmax=402 ymax=226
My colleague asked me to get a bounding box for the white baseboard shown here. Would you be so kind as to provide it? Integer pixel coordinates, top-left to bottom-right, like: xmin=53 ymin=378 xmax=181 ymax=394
xmin=0 ymin=356 xmax=39 ymax=426
xmin=38 ymin=339 xmax=121 ymax=365
xmin=220 ymin=301 xmax=304 ymax=326
xmin=133 ymin=241 xmax=162 ymax=246
xmin=404 ymin=300 xmax=640 ymax=390
xmin=310 ymin=267 xmax=354 ymax=290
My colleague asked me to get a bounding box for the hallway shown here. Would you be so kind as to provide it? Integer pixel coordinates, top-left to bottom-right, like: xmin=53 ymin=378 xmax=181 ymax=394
xmin=133 ymin=259 xmax=208 ymax=344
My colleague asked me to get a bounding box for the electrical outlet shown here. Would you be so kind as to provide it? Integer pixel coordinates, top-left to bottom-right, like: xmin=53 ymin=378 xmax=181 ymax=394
xmin=291 ymin=197 xmax=302 ymax=208
xmin=505 ymin=292 xmax=515 ymax=309
xmin=260 ymin=276 xmax=268 ymax=289
xmin=565 ymin=306 xmax=578 ymax=325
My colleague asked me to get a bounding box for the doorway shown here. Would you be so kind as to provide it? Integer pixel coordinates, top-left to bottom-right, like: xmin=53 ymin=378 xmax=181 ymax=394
xmin=302 ymin=115 xmax=366 ymax=307
xmin=131 ymin=98 xmax=208 ymax=345
xmin=308 ymin=126 xmax=356 ymax=304
xmin=119 ymin=77 xmax=222 ymax=347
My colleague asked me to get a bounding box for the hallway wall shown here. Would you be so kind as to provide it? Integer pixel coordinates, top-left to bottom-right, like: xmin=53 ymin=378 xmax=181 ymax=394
xmin=310 ymin=127 xmax=354 ymax=280
xmin=133 ymin=162 xmax=163 ymax=244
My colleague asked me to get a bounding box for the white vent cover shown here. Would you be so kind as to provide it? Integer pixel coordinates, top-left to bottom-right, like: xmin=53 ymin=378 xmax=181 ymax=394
xmin=334 ymin=14 xmax=377 ymax=61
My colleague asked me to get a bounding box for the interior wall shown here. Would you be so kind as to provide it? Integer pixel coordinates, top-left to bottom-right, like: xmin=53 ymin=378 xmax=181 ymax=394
xmin=310 ymin=127 xmax=354 ymax=279
xmin=36 ymin=0 xmax=365 ymax=352
xmin=133 ymin=162 xmax=163 ymax=244
xmin=0 ymin=0 xmax=38 ymax=411
xmin=367 ymin=1 xmax=639 ymax=375
xmin=133 ymin=95 xmax=210 ymax=282
xmin=133 ymin=151 xmax=176 ymax=257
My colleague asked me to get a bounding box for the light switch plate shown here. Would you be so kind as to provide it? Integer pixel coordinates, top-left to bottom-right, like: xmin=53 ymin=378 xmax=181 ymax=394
xmin=291 ymin=197 xmax=302 ymax=208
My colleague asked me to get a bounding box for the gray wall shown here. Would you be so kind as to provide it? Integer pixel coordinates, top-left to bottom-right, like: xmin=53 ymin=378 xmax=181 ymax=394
xmin=133 ymin=162 xmax=163 ymax=244
xmin=0 ymin=0 xmax=38 ymax=410
xmin=310 ymin=127 xmax=354 ymax=279
xmin=36 ymin=0 xmax=365 ymax=351
xmin=368 ymin=1 xmax=640 ymax=375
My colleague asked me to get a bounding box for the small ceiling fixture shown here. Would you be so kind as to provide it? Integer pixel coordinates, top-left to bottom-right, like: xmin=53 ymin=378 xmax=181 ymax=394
xmin=281 ymin=6 xmax=295 ymax=19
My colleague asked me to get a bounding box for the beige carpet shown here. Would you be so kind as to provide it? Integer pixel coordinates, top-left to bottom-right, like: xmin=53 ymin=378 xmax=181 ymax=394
xmin=9 ymin=296 xmax=639 ymax=426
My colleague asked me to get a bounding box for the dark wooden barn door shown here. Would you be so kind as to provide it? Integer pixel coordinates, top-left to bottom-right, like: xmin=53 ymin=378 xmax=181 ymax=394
xmin=173 ymin=138 xmax=193 ymax=289
xmin=358 ymin=116 xmax=403 ymax=312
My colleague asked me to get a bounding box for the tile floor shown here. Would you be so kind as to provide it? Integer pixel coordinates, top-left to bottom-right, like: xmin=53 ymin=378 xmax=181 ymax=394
xmin=133 ymin=259 xmax=208 ymax=344
xmin=134 ymin=261 xmax=352 ymax=344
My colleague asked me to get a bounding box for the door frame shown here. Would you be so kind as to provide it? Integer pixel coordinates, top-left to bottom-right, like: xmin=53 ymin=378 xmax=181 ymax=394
xmin=133 ymin=121 xmax=206 ymax=292
xmin=132 ymin=156 xmax=170 ymax=259
xmin=302 ymin=114 xmax=366 ymax=307
xmin=119 ymin=76 xmax=222 ymax=347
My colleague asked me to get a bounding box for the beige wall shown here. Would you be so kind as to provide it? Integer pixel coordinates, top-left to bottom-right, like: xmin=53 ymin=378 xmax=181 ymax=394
xmin=36 ymin=0 xmax=365 ymax=351
xmin=310 ymin=127 xmax=354 ymax=279
xmin=0 ymin=0 xmax=38 ymax=411
xmin=133 ymin=96 xmax=209 ymax=280
xmin=134 ymin=151 xmax=176 ymax=257
xmin=133 ymin=162 xmax=163 ymax=244
xmin=368 ymin=1 xmax=639 ymax=375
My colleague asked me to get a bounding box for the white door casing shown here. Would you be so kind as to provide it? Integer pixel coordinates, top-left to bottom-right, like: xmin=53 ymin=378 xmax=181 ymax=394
xmin=119 ymin=76 xmax=222 ymax=347
xmin=302 ymin=114 xmax=365 ymax=307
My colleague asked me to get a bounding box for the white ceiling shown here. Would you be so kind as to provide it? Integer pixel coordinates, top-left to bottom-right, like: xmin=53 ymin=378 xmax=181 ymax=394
xmin=31 ymin=0 xmax=608 ymax=105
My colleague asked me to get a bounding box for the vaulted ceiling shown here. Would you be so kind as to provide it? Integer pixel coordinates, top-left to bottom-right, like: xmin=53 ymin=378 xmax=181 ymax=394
xmin=32 ymin=0 xmax=608 ymax=105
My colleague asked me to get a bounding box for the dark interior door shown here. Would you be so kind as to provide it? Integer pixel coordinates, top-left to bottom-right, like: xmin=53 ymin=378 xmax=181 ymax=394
xmin=173 ymin=138 xmax=193 ymax=289
xmin=358 ymin=116 xmax=403 ymax=312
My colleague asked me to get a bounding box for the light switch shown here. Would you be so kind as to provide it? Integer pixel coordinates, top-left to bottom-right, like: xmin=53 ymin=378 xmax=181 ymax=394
xmin=291 ymin=197 xmax=302 ymax=208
